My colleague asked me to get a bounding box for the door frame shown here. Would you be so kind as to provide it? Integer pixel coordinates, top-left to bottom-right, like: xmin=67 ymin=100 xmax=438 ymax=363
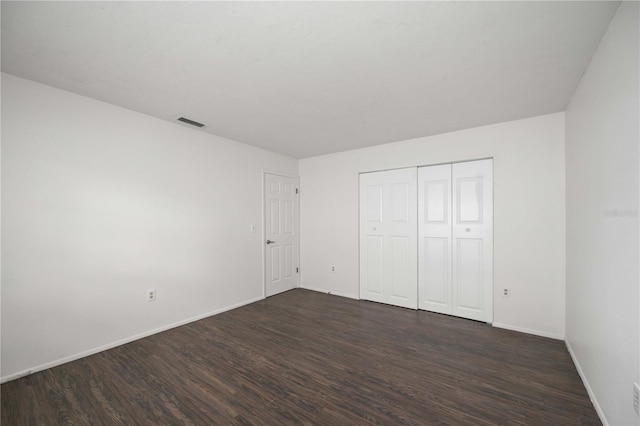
xmin=262 ymin=169 xmax=300 ymax=299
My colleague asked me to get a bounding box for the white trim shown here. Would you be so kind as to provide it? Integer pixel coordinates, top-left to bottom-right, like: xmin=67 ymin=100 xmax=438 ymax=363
xmin=262 ymin=168 xmax=298 ymax=180
xmin=492 ymin=322 xmax=564 ymax=340
xmin=300 ymin=285 xmax=359 ymax=300
xmin=262 ymin=171 xmax=267 ymax=299
xmin=566 ymin=340 xmax=608 ymax=426
xmin=295 ymin=173 xmax=300 ymax=289
xmin=1 ymin=295 xmax=264 ymax=384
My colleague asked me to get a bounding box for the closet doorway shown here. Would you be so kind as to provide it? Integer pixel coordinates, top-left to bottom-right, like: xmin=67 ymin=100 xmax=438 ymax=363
xmin=359 ymin=159 xmax=493 ymax=322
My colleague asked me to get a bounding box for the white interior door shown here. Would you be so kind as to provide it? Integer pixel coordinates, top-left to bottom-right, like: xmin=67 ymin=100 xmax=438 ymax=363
xmin=265 ymin=173 xmax=299 ymax=297
xmin=359 ymin=168 xmax=417 ymax=309
xmin=418 ymin=164 xmax=453 ymax=314
xmin=452 ymin=159 xmax=493 ymax=322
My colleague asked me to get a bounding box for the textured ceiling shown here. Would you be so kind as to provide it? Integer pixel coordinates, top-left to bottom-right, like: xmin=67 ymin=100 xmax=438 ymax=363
xmin=1 ymin=1 xmax=619 ymax=158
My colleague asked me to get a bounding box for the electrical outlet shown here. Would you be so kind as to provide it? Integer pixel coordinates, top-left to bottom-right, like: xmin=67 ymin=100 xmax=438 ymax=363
xmin=633 ymin=382 xmax=639 ymax=414
xmin=146 ymin=289 xmax=157 ymax=302
xmin=502 ymin=288 xmax=510 ymax=298
xmin=331 ymin=265 xmax=336 ymax=273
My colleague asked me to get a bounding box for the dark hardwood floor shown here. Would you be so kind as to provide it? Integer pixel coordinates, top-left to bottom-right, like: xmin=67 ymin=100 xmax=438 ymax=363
xmin=2 ymin=289 xmax=599 ymax=425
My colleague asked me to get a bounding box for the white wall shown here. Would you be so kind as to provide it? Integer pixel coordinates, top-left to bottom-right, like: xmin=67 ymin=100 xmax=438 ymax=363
xmin=565 ymin=2 xmax=639 ymax=425
xmin=1 ymin=73 xmax=297 ymax=381
xmin=299 ymin=112 xmax=566 ymax=339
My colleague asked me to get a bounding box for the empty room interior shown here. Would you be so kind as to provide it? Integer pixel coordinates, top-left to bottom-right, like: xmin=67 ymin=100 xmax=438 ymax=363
xmin=1 ymin=1 xmax=639 ymax=425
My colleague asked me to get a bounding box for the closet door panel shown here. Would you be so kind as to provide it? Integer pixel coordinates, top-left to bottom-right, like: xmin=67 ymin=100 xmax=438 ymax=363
xmin=452 ymin=159 xmax=493 ymax=322
xmin=418 ymin=164 xmax=453 ymax=314
xmin=363 ymin=236 xmax=385 ymax=300
xmin=424 ymin=237 xmax=449 ymax=305
xmin=389 ymin=236 xmax=413 ymax=307
xmin=359 ymin=168 xmax=417 ymax=309
xmin=455 ymin=238 xmax=483 ymax=310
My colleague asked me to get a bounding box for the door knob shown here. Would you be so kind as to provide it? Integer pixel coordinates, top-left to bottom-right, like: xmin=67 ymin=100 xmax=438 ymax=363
xmin=266 ymin=240 xmax=275 ymax=244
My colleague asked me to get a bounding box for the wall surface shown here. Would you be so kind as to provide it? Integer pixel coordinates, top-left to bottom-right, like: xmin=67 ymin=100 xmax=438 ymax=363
xmin=565 ymin=2 xmax=639 ymax=425
xmin=299 ymin=112 xmax=566 ymax=339
xmin=1 ymin=73 xmax=297 ymax=381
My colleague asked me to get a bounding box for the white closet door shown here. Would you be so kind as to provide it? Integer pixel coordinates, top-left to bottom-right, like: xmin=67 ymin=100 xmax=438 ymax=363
xmin=359 ymin=168 xmax=417 ymax=309
xmin=418 ymin=164 xmax=453 ymax=314
xmin=452 ymin=159 xmax=493 ymax=322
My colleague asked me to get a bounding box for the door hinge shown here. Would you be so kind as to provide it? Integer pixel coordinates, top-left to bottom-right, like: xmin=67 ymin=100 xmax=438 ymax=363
xmin=296 ymin=188 xmax=299 ymax=194
xmin=296 ymin=267 xmax=299 ymax=273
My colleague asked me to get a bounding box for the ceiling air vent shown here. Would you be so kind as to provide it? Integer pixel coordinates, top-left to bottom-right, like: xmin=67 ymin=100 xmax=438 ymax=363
xmin=177 ymin=116 xmax=205 ymax=128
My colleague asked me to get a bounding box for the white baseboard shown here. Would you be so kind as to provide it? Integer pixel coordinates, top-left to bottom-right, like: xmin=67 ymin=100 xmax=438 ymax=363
xmin=492 ymin=322 xmax=564 ymax=340
xmin=1 ymin=295 xmax=264 ymax=384
xmin=299 ymin=285 xmax=359 ymax=300
xmin=565 ymin=340 xmax=608 ymax=426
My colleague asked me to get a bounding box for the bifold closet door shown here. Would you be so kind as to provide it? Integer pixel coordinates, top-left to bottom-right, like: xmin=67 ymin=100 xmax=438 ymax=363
xmin=418 ymin=159 xmax=493 ymax=322
xmin=359 ymin=168 xmax=417 ymax=309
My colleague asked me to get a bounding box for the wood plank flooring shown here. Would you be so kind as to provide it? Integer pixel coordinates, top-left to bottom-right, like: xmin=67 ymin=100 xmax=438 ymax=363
xmin=2 ymin=289 xmax=599 ymax=425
